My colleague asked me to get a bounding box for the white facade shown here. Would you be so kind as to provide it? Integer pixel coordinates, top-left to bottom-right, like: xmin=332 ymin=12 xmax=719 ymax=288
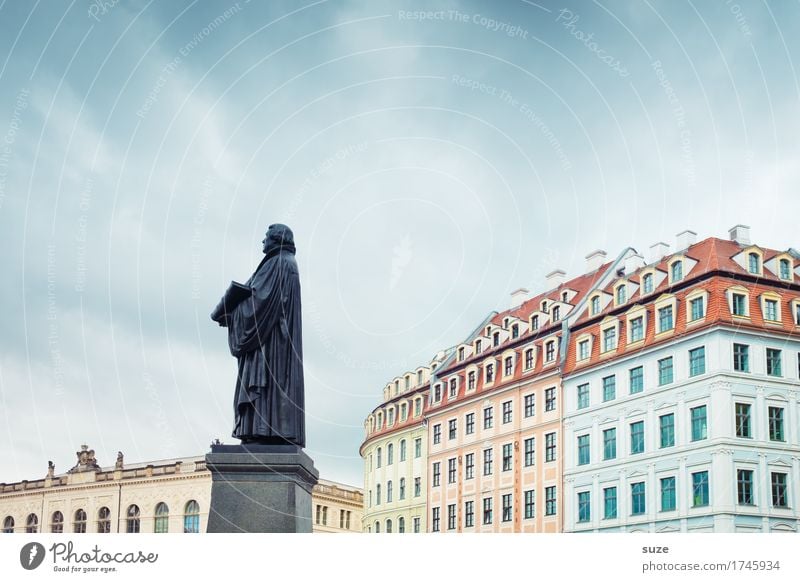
xmin=564 ymin=327 xmax=800 ymax=533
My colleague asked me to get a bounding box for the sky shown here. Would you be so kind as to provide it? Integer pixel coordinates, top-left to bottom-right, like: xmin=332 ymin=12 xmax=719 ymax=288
xmin=0 ymin=0 xmax=799 ymax=487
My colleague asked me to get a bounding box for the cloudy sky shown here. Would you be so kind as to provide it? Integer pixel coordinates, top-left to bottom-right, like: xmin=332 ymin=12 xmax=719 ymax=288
xmin=0 ymin=0 xmax=798 ymax=486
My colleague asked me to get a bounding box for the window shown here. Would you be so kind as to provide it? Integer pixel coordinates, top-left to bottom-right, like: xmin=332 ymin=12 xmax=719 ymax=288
xmin=448 ymin=419 xmax=457 ymax=440
xmin=604 ymin=487 xmax=617 ymax=519
xmin=483 ymin=449 xmax=493 ymax=475
xmin=483 ymin=498 xmax=493 ymax=525
xmin=182 ymin=501 xmax=200 ymax=533
xmin=524 ymin=490 xmax=535 ymax=519
xmin=735 ymin=403 xmax=752 ymax=438
xmin=545 ymin=432 xmax=556 ymax=462
xmin=3 ymin=516 xmax=14 ymax=533
xmin=465 ymin=453 xmax=474 ymax=479
xmin=658 ymin=306 xmax=673 ymax=332
xmin=769 ymin=407 xmax=785 ymax=441
xmin=400 ymin=478 xmax=406 ymax=500
xmin=74 ymin=511 xmax=88 ymax=535
xmin=732 ymin=293 xmax=748 ymax=316
xmin=748 ymin=252 xmax=760 ymax=274
xmin=376 ymin=484 xmax=381 ymax=504
xmin=577 ymin=383 xmax=590 ymax=409
xmin=630 ymin=316 xmax=644 ymax=342
xmin=545 ymin=387 xmax=556 ymax=411
xmin=51 ymin=511 xmax=63 ymax=533
xmin=502 ymin=494 xmax=513 ymax=522
xmin=434 ymin=384 xmax=442 ymax=402
xmin=524 ymin=348 xmax=534 ymax=370
xmin=413 ymin=517 xmax=420 ymax=533
xmin=447 ymin=505 xmax=456 ymax=530
xmin=504 ymin=357 xmax=513 ymax=376
xmin=603 ymin=428 xmax=616 ymax=460
xmin=602 ymin=375 xmax=616 ymax=401
xmin=417 ymin=370 xmax=423 ymax=384
xmin=737 ymin=469 xmax=754 ymax=504
xmin=374 ymin=521 xmax=380 ymax=533
xmin=502 ymin=443 xmax=513 ymax=471
xmin=689 ymin=347 xmax=705 ymax=376
xmin=659 ymin=413 xmax=675 ymax=448
xmin=689 ymin=296 xmax=705 ymax=321
xmin=415 ymin=399 xmax=421 ymax=416
xmin=733 ymin=343 xmax=749 ymax=372
xmin=629 ymin=366 xmax=643 ymax=394
xmin=578 ymin=339 xmax=590 ymax=360
xmin=767 ymin=348 xmax=782 ymax=377
xmin=154 ymin=502 xmax=169 ymax=533
xmin=458 ymin=347 xmax=465 ymax=361
xmin=591 ymin=295 xmax=600 ymax=315
xmin=414 ymin=477 xmax=421 ymax=497
xmin=691 ymin=405 xmax=707 ymax=441
xmin=577 ymin=435 xmax=590 ymax=465
xmin=126 ymin=505 xmax=140 ymax=533
xmin=467 ymin=371 xmax=476 ymax=390
xmin=603 ymin=327 xmax=617 ymax=352
xmin=449 ymin=378 xmax=457 ymax=398
xmin=577 ymin=491 xmax=591 ymax=523
xmin=671 ymin=261 xmax=683 ymax=282
xmin=400 ymin=439 xmax=407 ymax=461
xmin=616 ymin=285 xmax=627 ymax=305
xmin=531 ymin=315 xmax=539 ymax=330
xmin=26 ymin=514 xmax=38 ymax=533
xmin=542 ymin=301 xmax=549 ymax=313
xmin=493 ymin=332 xmax=500 ymax=347
xmin=660 ymin=477 xmax=676 ymax=511
xmin=552 ymin=306 xmax=560 ymax=321
xmin=414 ymin=438 xmax=422 ymax=458
xmin=97 ymin=507 xmax=111 ymax=533
xmin=631 ymin=482 xmax=646 ymax=515
xmin=771 ymin=473 xmax=788 ymax=508
xmin=465 ymin=501 xmax=474 ymax=527
xmin=483 ymin=407 xmax=493 ymax=429
xmin=692 ymin=471 xmax=709 ymax=507
xmin=545 ymin=341 xmax=555 ymax=362
xmin=764 ymin=299 xmax=779 ymax=322
xmin=388 ymin=443 xmax=394 ymax=464
xmin=400 ymin=403 xmax=407 ymax=421
xmin=486 ymin=363 xmax=494 ymax=383
xmin=524 ymin=394 xmax=535 ymax=417
xmin=397 ymin=516 xmax=404 ymax=533
xmin=432 ymin=463 xmax=440 ymax=487
xmin=431 ymin=507 xmax=440 ymax=532
xmin=780 ymin=258 xmax=792 ymax=280
xmin=643 ymin=273 xmax=653 ymax=294
xmin=466 ymin=413 xmax=475 ymax=434
xmin=512 ymin=324 xmax=519 ymax=339
xmin=377 ymin=447 xmax=382 ymax=467
xmin=433 ymin=424 xmax=441 ymax=445
xmin=387 ymin=481 xmax=393 ymax=502
xmin=502 ymin=401 xmax=512 ymax=424
xmin=388 ymin=409 xmax=395 ymax=425
xmin=545 ymin=486 xmax=557 ymax=516
xmin=524 ymin=437 xmax=535 ymax=466
xmin=448 ymin=459 xmax=456 ymax=483
xmin=630 ymin=421 xmax=645 ymax=454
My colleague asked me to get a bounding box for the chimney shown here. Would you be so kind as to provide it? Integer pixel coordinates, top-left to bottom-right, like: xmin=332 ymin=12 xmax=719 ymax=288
xmin=675 ymin=230 xmax=697 ymax=252
xmin=585 ymin=250 xmax=607 ymax=272
xmin=510 ymin=288 xmax=529 ymax=309
xmin=650 ymin=242 xmax=670 ymax=262
xmin=545 ymin=269 xmax=566 ymax=289
xmin=729 ymin=224 xmax=751 ymax=245
xmin=624 ymin=252 xmax=645 ymax=275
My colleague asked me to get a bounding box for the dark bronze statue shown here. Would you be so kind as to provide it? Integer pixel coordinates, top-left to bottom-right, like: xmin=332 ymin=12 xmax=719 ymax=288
xmin=211 ymin=224 xmax=305 ymax=446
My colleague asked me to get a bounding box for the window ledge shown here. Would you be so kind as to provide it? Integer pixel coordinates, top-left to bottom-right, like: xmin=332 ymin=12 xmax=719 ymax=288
xmin=654 ymin=329 xmax=675 ymax=339
xmin=686 ymin=318 xmax=705 ymax=328
xmin=627 ymin=338 xmax=645 ymax=348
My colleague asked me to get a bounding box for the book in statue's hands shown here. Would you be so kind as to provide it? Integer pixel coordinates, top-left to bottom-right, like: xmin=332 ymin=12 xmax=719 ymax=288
xmin=210 ymin=281 xmax=252 ymax=325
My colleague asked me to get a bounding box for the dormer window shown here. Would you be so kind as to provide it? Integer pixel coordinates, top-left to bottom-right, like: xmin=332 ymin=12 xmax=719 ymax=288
xmin=616 ymin=284 xmax=626 ymax=305
xmin=486 ymin=363 xmax=495 ymax=383
xmin=642 ymin=273 xmax=653 ymax=294
xmin=449 ymin=378 xmax=457 ymax=398
xmin=493 ymin=332 xmax=500 ymax=347
xmin=405 ymin=376 xmax=410 ymax=389
xmin=531 ymin=315 xmax=539 ymax=330
xmin=504 ymin=356 xmax=513 ymax=376
xmin=545 ymin=340 xmax=556 ymax=362
xmin=417 ymin=370 xmax=423 ymax=384
xmin=577 ymin=339 xmax=590 ymax=361
xmin=486 ymin=326 xmax=491 ymax=336
xmin=511 ymin=324 xmax=519 ymax=339
xmin=434 ymin=384 xmax=442 ymax=402
xmin=591 ymin=296 xmax=600 ymax=315
xmin=458 ymin=347 xmax=465 ymax=361
xmin=395 ymin=380 xmax=400 ymax=394
xmin=748 ymin=252 xmax=760 ymax=274
xmin=562 ymin=291 xmax=568 ymax=302
xmin=779 ymin=258 xmax=792 ymax=280
xmin=524 ymin=348 xmax=534 ymax=370
xmin=552 ymin=306 xmax=560 ymax=321
xmin=468 ymin=371 xmax=476 ymax=390
xmin=541 ymin=301 xmax=549 ymax=313
xmin=602 ymin=326 xmax=617 ymax=352
xmin=670 ymin=261 xmax=683 ymax=283
xmin=475 ymin=339 xmax=483 ymax=354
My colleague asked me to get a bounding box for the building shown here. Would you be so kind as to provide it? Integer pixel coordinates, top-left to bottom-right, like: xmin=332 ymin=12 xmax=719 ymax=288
xmin=0 ymin=445 xmax=362 ymax=533
xmin=562 ymin=227 xmax=800 ymax=533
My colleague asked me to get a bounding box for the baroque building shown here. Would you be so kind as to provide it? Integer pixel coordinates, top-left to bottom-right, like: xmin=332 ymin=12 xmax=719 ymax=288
xmin=0 ymin=445 xmax=362 ymax=534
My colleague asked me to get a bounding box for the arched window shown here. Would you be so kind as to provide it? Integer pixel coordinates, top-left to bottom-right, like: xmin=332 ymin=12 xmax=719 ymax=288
xmin=671 ymin=261 xmax=683 ymax=282
xmin=126 ymin=505 xmax=140 ymax=533
xmin=399 ymin=477 xmax=406 ymax=500
xmin=748 ymin=252 xmax=760 ymax=274
xmin=780 ymin=258 xmax=791 ymax=280
xmin=399 ymin=439 xmax=407 ymax=461
xmin=387 ymin=481 xmax=393 ymax=503
xmin=376 ymin=484 xmax=381 ymax=505
xmin=643 ymin=273 xmax=653 ymax=294
xmin=154 ymin=502 xmax=169 ymax=533
xmin=591 ymin=296 xmax=600 ymax=315
xmin=51 ymin=511 xmax=64 ymax=533
xmin=2 ymin=516 xmax=13 ymax=533
xmin=398 ymin=516 xmax=405 ymax=533
xmin=183 ymin=500 xmax=200 ymax=533
xmin=26 ymin=513 xmax=38 ymax=533
xmin=97 ymin=507 xmax=111 ymax=533
xmin=616 ymin=285 xmax=626 ymax=305
xmin=376 ymin=447 xmax=382 ymax=468
xmin=73 ymin=509 xmax=87 ymax=533
xmin=387 ymin=443 xmax=394 ymax=465
xmin=386 ymin=519 xmax=393 ymax=533
xmin=374 ymin=521 xmax=380 ymax=533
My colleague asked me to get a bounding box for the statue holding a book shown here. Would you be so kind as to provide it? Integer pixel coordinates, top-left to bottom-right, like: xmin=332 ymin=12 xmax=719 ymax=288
xmin=210 ymin=223 xmax=305 ymax=446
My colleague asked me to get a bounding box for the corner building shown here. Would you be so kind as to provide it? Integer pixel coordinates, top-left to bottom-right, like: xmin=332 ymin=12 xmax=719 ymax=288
xmin=563 ymin=227 xmax=800 ymax=533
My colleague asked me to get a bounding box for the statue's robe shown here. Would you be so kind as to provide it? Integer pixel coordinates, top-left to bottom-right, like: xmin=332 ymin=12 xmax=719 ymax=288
xmin=226 ymin=245 xmax=305 ymax=446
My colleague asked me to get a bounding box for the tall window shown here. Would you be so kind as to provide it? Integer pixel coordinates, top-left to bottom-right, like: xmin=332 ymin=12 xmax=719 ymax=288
xmin=447 ymin=505 xmax=456 ymax=530
xmin=468 ymin=371 xmax=476 ymax=390
xmin=97 ymin=507 xmax=111 ymax=533
xmin=374 ymin=521 xmax=380 ymax=533
xmin=689 ymin=347 xmax=705 ymax=376
xmin=465 ymin=501 xmax=474 ymax=528
xmin=524 ymin=349 xmax=534 ymax=370
xmin=733 ymin=343 xmax=749 ymax=372
xmin=3 ymin=516 xmax=14 ymax=533
xmin=735 ymin=403 xmax=752 ymax=438
xmin=630 ymin=421 xmax=645 ymax=454
xmin=449 ymin=379 xmax=457 ymax=398
xmin=504 ymin=357 xmax=513 ymax=376
xmin=433 ymin=425 xmax=441 ymax=445
xmin=604 ymin=487 xmax=617 ymax=519
xmin=387 ymin=481 xmax=393 ymax=502
xmin=692 ymin=471 xmax=709 ymax=507
xmin=493 ymin=332 xmax=500 ymax=347
xmin=414 ymin=438 xmax=422 ymax=458
xmin=377 ymin=447 xmax=382 ymax=467
xmin=466 ymin=413 xmax=475 ymax=434
xmin=415 ymin=399 xmax=421 ymax=416
xmin=26 ymin=514 xmax=38 ymax=533
xmin=376 ymin=484 xmax=382 ymax=503
xmin=603 ymin=428 xmax=616 ymax=460
xmin=545 ymin=341 xmax=555 ymax=362
xmin=658 ymin=305 xmax=673 ymax=332
xmin=51 ymin=511 xmax=64 ymax=533
xmin=602 ymin=376 xmax=616 ymax=402
xmin=631 ymin=482 xmax=646 ymax=515
xmin=671 ymin=261 xmax=683 ymax=281
xmin=577 ymin=435 xmax=590 ymax=466
xmin=502 ymin=494 xmax=513 ymax=522
xmin=545 ymin=486 xmax=557 ymax=516
xmin=748 ymin=252 xmax=760 ymax=274
xmin=448 ymin=459 xmax=457 ymax=483
xmin=524 ymin=437 xmax=535 ymax=466
xmin=767 ymin=348 xmax=782 ymax=377
xmin=482 ymin=497 xmax=493 ymax=525
xmin=659 ymin=413 xmax=675 ymax=448
xmin=545 ymin=387 xmax=556 ymax=411
xmin=502 ymin=443 xmax=513 ymax=471
xmin=531 ymin=316 xmax=539 ymax=331
xmin=483 ymin=449 xmax=493 ymax=475
xmin=448 ymin=420 xmax=457 ymax=440
xmin=603 ymin=327 xmax=617 ymax=352
xmin=737 ymin=469 xmax=754 ymax=505
xmin=691 ymin=405 xmax=707 ymax=441
xmin=769 ymin=407 xmax=785 ymax=441
xmin=591 ymin=295 xmax=600 ymax=314
xmin=524 ymin=394 xmax=535 ymax=417
xmin=577 ymin=384 xmax=590 ymax=409
xmin=771 ymin=473 xmax=788 ymax=507
xmin=399 ymin=478 xmax=406 ymax=500
xmin=524 ymin=490 xmax=535 ymax=519
xmin=643 ymin=273 xmax=653 ymax=294
xmin=616 ymin=285 xmax=626 ymax=305
xmin=414 ymin=477 xmax=421 ymax=497
xmin=630 ymin=316 xmax=644 ymax=342
xmin=552 ymin=306 xmax=560 ymax=321
xmin=577 ymin=491 xmax=591 ymax=523
xmin=629 ymin=366 xmax=644 ymax=394
xmin=658 ymin=357 xmax=674 ymax=385
xmin=431 ymin=508 xmax=440 ymax=532
xmin=764 ymin=299 xmax=779 ymax=322
xmin=465 ymin=453 xmax=474 ymax=479
xmin=73 ymin=509 xmax=86 ymax=534
xmin=486 ymin=363 xmax=494 ymax=383
xmin=780 ymin=258 xmax=791 ymax=280
xmin=126 ymin=505 xmax=140 ymax=533
xmin=660 ymin=477 xmax=676 ymax=511
xmin=483 ymin=407 xmax=493 ymax=429
xmin=397 ymin=516 xmax=404 ymax=533
xmin=689 ymin=296 xmax=705 ymax=321
xmin=578 ymin=340 xmax=590 ymax=360
xmin=545 ymin=432 xmax=556 ymax=462
xmin=502 ymin=401 xmax=512 ymax=424
xmin=388 ymin=443 xmax=394 ymax=464
xmin=400 ymin=439 xmax=407 ymax=461
xmin=732 ymin=293 xmax=747 ymax=316
xmin=512 ymin=324 xmax=519 ymax=339
xmin=432 ymin=463 xmax=441 ymax=487
xmin=154 ymin=502 xmax=169 ymax=533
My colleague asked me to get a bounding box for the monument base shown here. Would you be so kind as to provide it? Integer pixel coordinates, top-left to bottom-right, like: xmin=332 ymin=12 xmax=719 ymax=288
xmin=205 ymin=443 xmax=319 ymax=533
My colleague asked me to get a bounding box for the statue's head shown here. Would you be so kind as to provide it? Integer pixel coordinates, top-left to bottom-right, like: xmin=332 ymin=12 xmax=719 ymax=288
xmin=262 ymin=223 xmax=295 ymax=254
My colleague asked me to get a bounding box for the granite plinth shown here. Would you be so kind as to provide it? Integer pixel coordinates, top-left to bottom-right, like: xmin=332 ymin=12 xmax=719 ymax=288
xmin=205 ymin=443 xmax=318 ymax=533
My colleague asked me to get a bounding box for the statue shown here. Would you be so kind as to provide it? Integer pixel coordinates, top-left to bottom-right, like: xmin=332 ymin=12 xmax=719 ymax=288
xmin=68 ymin=444 xmax=100 ymax=473
xmin=115 ymin=451 xmax=124 ymax=469
xmin=47 ymin=461 xmax=55 ymax=478
xmin=211 ymin=224 xmax=305 ymax=446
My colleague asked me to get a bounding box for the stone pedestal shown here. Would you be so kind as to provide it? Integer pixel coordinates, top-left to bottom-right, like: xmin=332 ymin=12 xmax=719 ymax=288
xmin=205 ymin=443 xmax=318 ymax=533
